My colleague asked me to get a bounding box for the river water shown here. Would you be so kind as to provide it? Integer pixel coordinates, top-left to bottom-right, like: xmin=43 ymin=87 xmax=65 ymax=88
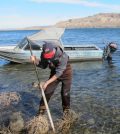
xmin=0 ymin=29 xmax=120 ymax=134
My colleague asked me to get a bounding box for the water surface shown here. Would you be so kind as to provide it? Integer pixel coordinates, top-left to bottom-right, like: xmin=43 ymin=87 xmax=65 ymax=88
xmin=0 ymin=29 xmax=120 ymax=133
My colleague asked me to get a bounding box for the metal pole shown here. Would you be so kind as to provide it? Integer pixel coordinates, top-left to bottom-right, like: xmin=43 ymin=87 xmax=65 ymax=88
xmin=28 ymin=40 xmax=55 ymax=132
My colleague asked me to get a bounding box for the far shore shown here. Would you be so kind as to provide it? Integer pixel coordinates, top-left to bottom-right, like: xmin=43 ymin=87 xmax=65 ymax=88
xmin=1 ymin=26 xmax=120 ymax=31
xmin=1 ymin=13 xmax=120 ymax=31
xmin=0 ymin=26 xmax=53 ymax=31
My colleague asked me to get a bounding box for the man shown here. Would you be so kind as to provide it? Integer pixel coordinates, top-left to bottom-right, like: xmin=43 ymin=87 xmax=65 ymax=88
xmin=104 ymin=42 xmax=117 ymax=64
xmin=30 ymin=41 xmax=72 ymax=115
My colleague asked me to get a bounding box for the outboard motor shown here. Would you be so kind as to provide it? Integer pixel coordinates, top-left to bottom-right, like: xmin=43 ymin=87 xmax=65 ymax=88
xmin=103 ymin=42 xmax=117 ymax=64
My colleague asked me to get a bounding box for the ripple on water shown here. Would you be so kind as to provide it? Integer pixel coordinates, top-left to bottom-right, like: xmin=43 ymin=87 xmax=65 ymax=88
xmin=0 ymin=61 xmax=120 ymax=133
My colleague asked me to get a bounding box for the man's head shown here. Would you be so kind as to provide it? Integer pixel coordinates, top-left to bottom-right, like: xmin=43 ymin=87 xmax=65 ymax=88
xmin=42 ymin=42 xmax=56 ymax=59
xmin=108 ymin=42 xmax=117 ymax=53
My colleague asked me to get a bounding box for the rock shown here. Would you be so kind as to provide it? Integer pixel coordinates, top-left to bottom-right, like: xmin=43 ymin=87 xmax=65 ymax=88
xmin=9 ymin=112 xmax=24 ymax=133
xmin=32 ymin=81 xmax=39 ymax=88
xmin=87 ymin=118 xmax=95 ymax=125
xmin=56 ymin=109 xmax=79 ymax=133
xmin=84 ymin=128 xmax=91 ymax=134
xmin=26 ymin=115 xmax=49 ymax=134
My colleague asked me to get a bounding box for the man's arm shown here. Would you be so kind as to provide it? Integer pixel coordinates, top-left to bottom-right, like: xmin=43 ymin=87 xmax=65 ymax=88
xmin=42 ymin=53 xmax=69 ymax=90
xmin=30 ymin=53 xmax=48 ymax=69
xmin=30 ymin=55 xmax=40 ymax=65
xmin=42 ymin=75 xmax=58 ymax=90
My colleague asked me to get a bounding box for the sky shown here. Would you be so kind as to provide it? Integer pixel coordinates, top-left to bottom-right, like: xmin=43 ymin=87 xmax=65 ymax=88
xmin=0 ymin=0 xmax=120 ymax=29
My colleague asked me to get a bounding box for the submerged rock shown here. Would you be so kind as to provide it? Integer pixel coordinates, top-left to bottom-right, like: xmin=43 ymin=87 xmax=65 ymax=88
xmin=26 ymin=115 xmax=49 ymax=134
xmin=87 ymin=118 xmax=95 ymax=125
xmin=9 ymin=112 xmax=24 ymax=133
xmin=32 ymin=81 xmax=39 ymax=88
xmin=0 ymin=92 xmax=21 ymax=107
xmin=56 ymin=109 xmax=79 ymax=133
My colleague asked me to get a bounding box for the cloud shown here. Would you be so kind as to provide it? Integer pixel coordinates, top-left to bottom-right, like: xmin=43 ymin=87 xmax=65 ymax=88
xmin=29 ymin=0 xmax=120 ymax=10
xmin=29 ymin=0 xmax=99 ymax=6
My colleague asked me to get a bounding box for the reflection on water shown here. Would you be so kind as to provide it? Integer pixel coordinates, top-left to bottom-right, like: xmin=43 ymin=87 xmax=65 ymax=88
xmin=0 ymin=61 xmax=120 ymax=133
xmin=71 ymin=61 xmax=103 ymax=70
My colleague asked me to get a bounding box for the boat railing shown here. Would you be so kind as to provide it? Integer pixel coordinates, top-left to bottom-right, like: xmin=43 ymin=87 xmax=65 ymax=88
xmin=64 ymin=46 xmax=99 ymax=51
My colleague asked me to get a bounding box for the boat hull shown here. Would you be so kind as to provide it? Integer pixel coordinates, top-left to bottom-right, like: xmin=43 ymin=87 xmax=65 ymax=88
xmin=0 ymin=45 xmax=103 ymax=63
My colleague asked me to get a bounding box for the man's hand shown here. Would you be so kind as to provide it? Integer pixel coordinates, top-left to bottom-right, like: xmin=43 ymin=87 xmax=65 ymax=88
xmin=40 ymin=81 xmax=48 ymax=90
xmin=40 ymin=75 xmax=58 ymax=90
xmin=30 ymin=55 xmax=36 ymax=63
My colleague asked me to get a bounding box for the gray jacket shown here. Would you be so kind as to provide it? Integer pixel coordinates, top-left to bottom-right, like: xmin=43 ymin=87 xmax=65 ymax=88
xmin=37 ymin=46 xmax=69 ymax=78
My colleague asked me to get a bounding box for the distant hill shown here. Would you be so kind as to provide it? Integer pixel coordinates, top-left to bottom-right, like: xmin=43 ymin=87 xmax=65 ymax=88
xmin=1 ymin=13 xmax=120 ymax=31
xmin=0 ymin=26 xmax=52 ymax=31
xmin=55 ymin=13 xmax=120 ymax=28
xmin=22 ymin=26 xmax=52 ymax=30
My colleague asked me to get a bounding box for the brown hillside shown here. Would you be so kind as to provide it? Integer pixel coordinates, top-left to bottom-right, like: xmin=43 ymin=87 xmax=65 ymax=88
xmin=56 ymin=13 xmax=120 ymax=28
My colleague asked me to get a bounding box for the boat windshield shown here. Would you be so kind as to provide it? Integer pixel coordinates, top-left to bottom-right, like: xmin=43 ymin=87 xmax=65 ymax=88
xmin=15 ymin=39 xmax=28 ymax=50
xmin=24 ymin=43 xmax=42 ymax=50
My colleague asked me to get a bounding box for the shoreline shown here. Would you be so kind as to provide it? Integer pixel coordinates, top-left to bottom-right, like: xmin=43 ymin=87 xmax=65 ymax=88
xmin=1 ymin=27 xmax=120 ymax=31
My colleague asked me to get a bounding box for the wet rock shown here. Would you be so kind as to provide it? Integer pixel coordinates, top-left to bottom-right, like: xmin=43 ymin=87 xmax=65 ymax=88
xmin=56 ymin=109 xmax=79 ymax=133
xmin=63 ymin=109 xmax=79 ymax=122
xmin=96 ymin=132 xmax=103 ymax=134
xmin=84 ymin=128 xmax=91 ymax=134
xmin=9 ymin=112 xmax=24 ymax=133
xmin=87 ymin=118 xmax=95 ymax=125
xmin=32 ymin=81 xmax=39 ymax=88
xmin=115 ymin=115 xmax=120 ymax=121
xmin=84 ymin=126 xmax=98 ymax=134
xmin=0 ymin=110 xmax=13 ymax=127
xmin=0 ymin=92 xmax=21 ymax=107
xmin=26 ymin=115 xmax=49 ymax=134
xmin=0 ymin=127 xmax=12 ymax=134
